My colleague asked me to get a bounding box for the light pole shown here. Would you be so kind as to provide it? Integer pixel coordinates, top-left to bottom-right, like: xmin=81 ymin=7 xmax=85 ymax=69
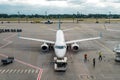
xmin=18 ymin=11 xmax=20 ymax=23
xmin=45 ymin=11 xmax=47 ymax=20
xmin=72 ymin=14 xmax=75 ymax=23
xmin=109 ymin=11 xmax=111 ymax=24
xmin=96 ymin=14 xmax=99 ymax=23
xmin=77 ymin=11 xmax=79 ymax=23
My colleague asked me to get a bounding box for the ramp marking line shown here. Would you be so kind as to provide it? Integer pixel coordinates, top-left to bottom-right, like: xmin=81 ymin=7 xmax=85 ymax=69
xmin=0 ymin=53 xmax=43 ymax=80
xmin=0 ymin=34 xmax=17 ymax=48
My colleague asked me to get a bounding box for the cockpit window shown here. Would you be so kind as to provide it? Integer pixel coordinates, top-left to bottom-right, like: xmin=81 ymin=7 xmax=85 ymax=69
xmin=55 ymin=46 xmax=65 ymax=49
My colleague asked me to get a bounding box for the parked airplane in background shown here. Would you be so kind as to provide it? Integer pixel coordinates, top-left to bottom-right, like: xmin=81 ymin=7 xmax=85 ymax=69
xmin=19 ymin=20 xmax=101 ymax=71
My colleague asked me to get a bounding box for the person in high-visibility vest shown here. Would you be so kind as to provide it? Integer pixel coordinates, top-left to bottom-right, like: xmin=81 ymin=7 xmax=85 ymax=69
xmin=98 ymin=51 xmax=102 ymax=61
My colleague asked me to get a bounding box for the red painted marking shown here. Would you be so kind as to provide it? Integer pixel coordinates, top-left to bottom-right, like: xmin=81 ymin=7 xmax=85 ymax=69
xmin=37 ymin=69 xmax=43 ymax=80
xmin=15 ymin=59 xmax=40 ymax=70
xmin=0 ymin=53 xmax=43 ymax=80
xmin=0 ymin=34 xmax=43 ymax=80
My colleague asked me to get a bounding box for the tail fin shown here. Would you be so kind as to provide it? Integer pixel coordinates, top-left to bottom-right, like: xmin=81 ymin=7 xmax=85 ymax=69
xmin=17 ymin=32 xmax=20 ymax=38
xmin=58 ymin=16 xmax=61 ymax=30
xmin=99 ymin=32 xmax=102 ymax=38
xmin=104 ymin=24 xmax=107 ymax=30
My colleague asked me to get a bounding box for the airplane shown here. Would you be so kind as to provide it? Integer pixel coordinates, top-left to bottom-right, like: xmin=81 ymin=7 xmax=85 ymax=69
xmin=19 ymin=21 xmax=101 ymax=58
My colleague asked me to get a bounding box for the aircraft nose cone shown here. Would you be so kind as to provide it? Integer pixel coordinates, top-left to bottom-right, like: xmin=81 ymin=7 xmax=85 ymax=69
xmin=55 ymin=49 xmax=66 ymax=58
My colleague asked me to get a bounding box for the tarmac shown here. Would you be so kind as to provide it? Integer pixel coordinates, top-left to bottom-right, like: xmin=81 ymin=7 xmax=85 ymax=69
xmin=0 ymin=22 xmax=120 ymax=80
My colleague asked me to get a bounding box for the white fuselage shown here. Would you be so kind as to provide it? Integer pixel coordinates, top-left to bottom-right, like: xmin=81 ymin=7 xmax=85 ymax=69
xmin=54 ymin=30 xmax=67 ymax=58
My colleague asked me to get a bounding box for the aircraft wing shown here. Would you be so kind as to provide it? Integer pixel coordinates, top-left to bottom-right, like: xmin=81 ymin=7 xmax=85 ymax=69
xmin=66 ymin=37 xmax=101 ymax=44
xmin=19 ymin=37 xmax=55 ymax=44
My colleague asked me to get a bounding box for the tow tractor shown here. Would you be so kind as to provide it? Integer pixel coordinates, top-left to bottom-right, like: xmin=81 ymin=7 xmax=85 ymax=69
xmin=54 ymin=57 xmax=67 ymax=71
xmin=113 ymin=44 xmax=120 ymax=62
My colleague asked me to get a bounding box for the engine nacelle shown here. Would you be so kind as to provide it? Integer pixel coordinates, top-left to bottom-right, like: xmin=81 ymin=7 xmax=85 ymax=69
xmin=41 ymin=43 xmax=49 ymax=52
xmin=71 ymin=43 xmax=79 ymax=51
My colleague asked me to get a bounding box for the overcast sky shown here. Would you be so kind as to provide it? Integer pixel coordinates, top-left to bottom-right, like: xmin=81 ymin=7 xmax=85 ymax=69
xmin=0 ymin=0 xmax=120 ymax=14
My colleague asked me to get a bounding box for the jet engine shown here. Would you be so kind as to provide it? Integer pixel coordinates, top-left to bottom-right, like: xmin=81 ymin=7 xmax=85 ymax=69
xmin=71 ymin=43 xmax=79 ymax=51
xmin=41 ymin=43 xmax=49 ymax=52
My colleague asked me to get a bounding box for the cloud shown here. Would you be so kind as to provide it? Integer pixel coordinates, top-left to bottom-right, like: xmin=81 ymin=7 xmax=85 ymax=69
xmin=46 ymin=0 xmax=67 ymax=1
xmin=68 ymin=0 xmax=86 ymax=4
xmin=0 ymin=0 xmax=68 ymax=7
xmin=101 ymin=0 xmax=120 ymax=3
xmin=0 ymin=0 xmax=120 ymax=14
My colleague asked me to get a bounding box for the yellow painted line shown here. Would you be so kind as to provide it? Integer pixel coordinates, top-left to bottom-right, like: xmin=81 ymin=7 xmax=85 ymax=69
xmin=95 ymin=40 xmax=115 ymax=55
xmin=84 ymin=27 xmax=115 ymax=55
xmin=77 ymin=26 xmax=115 ymax=55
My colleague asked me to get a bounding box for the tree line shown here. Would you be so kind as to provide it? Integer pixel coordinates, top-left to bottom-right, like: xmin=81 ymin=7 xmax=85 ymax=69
xmin=0 ymin=14 xmax=120 ymax=18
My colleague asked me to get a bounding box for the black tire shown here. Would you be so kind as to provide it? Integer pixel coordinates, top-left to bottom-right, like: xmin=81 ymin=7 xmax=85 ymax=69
xmin=11 ymin=29 xmax=14 ymax=32
xmin=7 ymin=29 xmax=10 ymax=32
xmin=0 ymin=29 xmax=2 ymax=33
xmin=13 ymin=29 xmax=16 ymax=32
xmin=17 ymin=29 xmax=19 ymax=32
xmin=19 ymin=29 xmax=22 ymax=32
xmin=2 ymin=29 xmax=4 ymax=32
xmin=5 ymin=29 xmax=7 ymax=32
xmin=11 ymin=61 xmax=13 ymax=63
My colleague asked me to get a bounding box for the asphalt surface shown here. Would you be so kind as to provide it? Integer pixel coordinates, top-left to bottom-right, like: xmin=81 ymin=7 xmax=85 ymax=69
xmin=0 ymin=22 xmax=120 ymax=80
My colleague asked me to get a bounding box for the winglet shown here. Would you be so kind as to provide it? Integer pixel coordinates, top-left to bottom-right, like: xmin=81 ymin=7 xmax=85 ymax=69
xmin=99 ymin=32 xmax=102 ymax=38
xmin=104 ymin=24 xmax=107 ymax=30
xmin=18 ymin=32 xmax=20 ymax=38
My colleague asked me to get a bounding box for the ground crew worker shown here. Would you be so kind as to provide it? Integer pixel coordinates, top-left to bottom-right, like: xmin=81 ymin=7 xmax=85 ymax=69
xmin=84 ymin=54 xmax=87 ymax=62
xmin=93 ymin=58 xmax=96 ymax=67
xmin=98 ymin=51 xmax=102 ymax=61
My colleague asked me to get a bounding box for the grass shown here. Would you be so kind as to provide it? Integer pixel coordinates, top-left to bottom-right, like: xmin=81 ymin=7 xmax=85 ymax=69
xmin=0 ymin=18 xmax=120 ymax=23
